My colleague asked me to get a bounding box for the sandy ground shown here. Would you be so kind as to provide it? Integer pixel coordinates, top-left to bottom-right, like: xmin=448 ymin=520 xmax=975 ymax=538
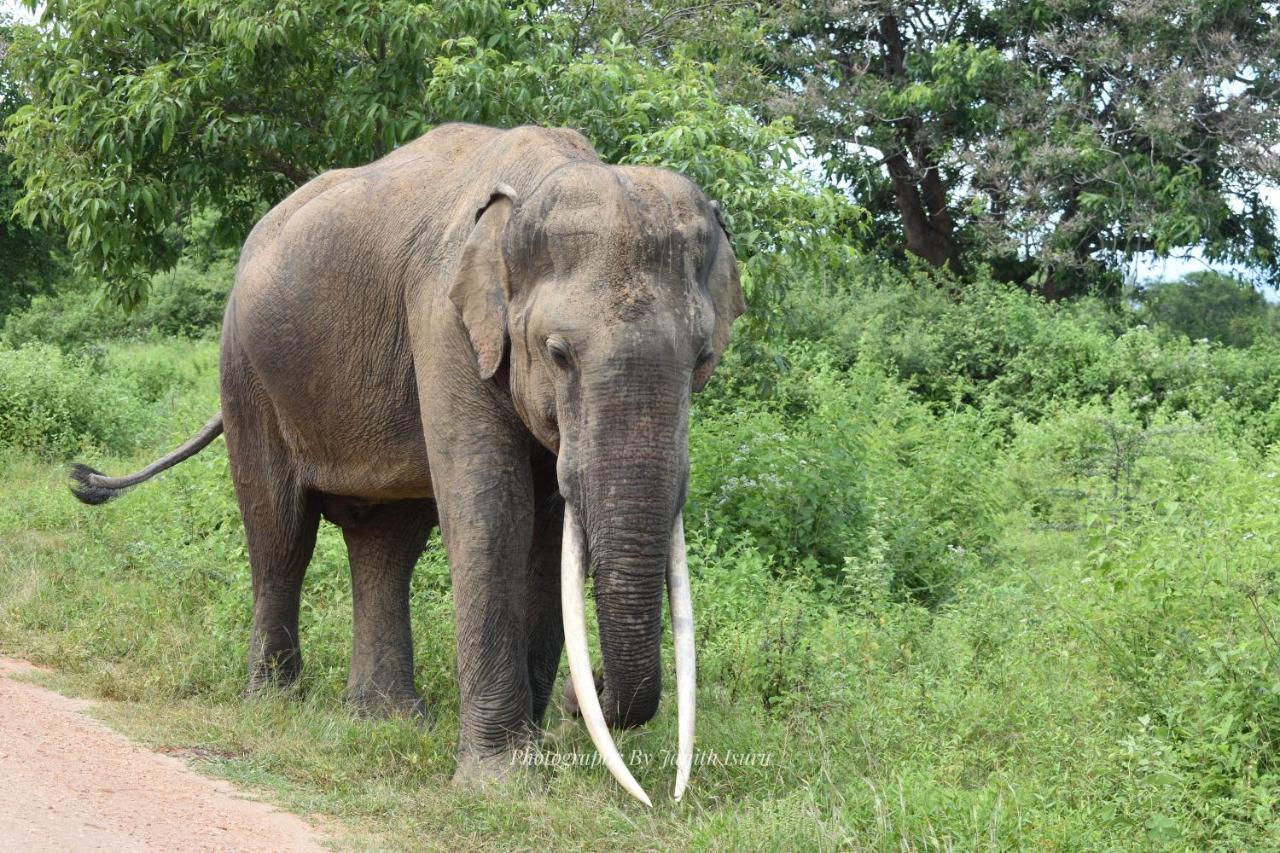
xmin=0 ymin=657 xmax=328 ymax=852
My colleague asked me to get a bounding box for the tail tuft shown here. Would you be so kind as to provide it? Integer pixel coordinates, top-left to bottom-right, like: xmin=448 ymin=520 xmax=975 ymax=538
xmin=68 ymin=463 xmax=124 ymax=505
xmin=64 ymin=413 xmax=223 ymax=507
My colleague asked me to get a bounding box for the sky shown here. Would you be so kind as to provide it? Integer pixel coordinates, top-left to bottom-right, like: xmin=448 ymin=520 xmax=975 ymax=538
xmin=1 ymin=1 xmax=29 ymax=23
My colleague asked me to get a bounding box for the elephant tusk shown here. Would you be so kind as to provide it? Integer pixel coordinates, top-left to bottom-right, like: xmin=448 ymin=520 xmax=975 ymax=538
xmin=669 ymin=512 xmax=696 ymax=801
xmin=561 ymin=505 xmax=653 ymax=807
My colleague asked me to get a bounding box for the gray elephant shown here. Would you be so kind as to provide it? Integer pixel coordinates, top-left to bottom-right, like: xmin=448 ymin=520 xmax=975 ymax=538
xmin=70 ymin=123 xmax=744 ymax=804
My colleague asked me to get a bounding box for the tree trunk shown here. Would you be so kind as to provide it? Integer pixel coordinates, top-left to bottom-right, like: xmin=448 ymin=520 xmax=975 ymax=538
xmin=884 ymin=147 xmax=958 ymax=269
xmin=876 ymin=14 xmax=963 ymax=275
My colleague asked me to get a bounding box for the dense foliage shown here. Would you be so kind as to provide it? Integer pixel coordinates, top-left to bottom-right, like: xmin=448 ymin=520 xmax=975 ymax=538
xmin=768 ymin=0 xmax=1280 ymax=295
xmin=2 ymin=1 xmax=854 ymax=309
xmin=8 ymin=2 xmax=1277 ymax=306
xmin=0 ymin=15 xmax=63 ymax=316
xmin=1137 ymin=270 xmax=1280 ymax=348
xmin=560 ymin=0 xmax=1280 ymax=295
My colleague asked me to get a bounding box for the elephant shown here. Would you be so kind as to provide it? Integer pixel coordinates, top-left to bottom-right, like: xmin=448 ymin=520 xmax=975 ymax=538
xmin=69 ymin=123 xmax=744 ymax=804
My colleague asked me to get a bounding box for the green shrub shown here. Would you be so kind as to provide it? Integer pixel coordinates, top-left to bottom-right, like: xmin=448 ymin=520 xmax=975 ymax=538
xmin=691 ymin=343 xmax=1007 ymax=607
xmin=1 ymin=258 xmax=232 ymax=349
xmin=1 ymin=284 xmax=128 ymax=350
xmin=1074 ymin=436 xmax=1280 ymax=845
xmin=1137 ymin=270 xmax=1278 ymax=348
xmin=139 ymin=259 xmax=233 ymax=337
xmin=0 ymin=343 xmax=147 ymax=456
xmin=105 ymin=339 xmax=208 ymax=404
xmin=772 ymin=264 xmax=1280 ymax=450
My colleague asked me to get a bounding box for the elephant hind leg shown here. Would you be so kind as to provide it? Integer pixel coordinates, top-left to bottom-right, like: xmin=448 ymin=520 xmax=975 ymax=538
xmin=328 ymin=497 xmax=436 ymax=717
xmin=223 ymin=336 xmax=320 ymax=695
xmin=239 ymin=476 xmax=320 ymax=695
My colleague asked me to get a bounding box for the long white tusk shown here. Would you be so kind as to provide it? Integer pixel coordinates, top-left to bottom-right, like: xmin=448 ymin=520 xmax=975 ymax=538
xmin=669 ymin=512 xmax=696 ymax=801
xmin=561 ymin=505 xmax=653 ymax=807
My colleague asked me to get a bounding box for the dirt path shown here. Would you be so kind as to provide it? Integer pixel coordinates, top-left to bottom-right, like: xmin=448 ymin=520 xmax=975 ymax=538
xmin=0 ymin=657 xmax=327 ymax=852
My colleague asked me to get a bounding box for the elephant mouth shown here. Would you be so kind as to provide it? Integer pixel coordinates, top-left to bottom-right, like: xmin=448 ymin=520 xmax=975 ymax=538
xmin=560 ymin=505 xmax=696 ymax=806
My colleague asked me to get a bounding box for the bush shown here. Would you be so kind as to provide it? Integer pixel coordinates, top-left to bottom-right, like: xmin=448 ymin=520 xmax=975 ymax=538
xmin=771 ymin=264 xmax=1280 ymax=448
xmin=1042 ymin=421 xmax=1280 ymax=846
xmin=104 ymin=339 xmax=208 ymax=405
xmin=138 ymin=260 xmax=233 ymax=337
xmin=0 ymin=343 xmax=147 ymax=456
xmin=1 ymin=284 xmax=129 ymax=350
xmin=1137 ymin=270 xmax=1277 ymax=348
xmin=691 ymin=342 xmax=1007 ymax=607
xmin=1 ymin=258 xmax=232 ymax=349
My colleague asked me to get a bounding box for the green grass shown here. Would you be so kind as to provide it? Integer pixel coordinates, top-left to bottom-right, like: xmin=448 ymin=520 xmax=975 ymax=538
xmin=3 ymin=337 xmax=1280 ymax=850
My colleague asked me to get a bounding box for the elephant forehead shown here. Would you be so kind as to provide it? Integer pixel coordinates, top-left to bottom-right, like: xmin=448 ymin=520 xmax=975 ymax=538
xmin=517 ymin=177 xmax=710 ymax=319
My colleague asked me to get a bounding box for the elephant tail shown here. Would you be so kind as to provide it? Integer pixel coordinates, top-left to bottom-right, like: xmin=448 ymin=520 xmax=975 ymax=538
xmin=69 ymin=413 xmax=225 ymax=505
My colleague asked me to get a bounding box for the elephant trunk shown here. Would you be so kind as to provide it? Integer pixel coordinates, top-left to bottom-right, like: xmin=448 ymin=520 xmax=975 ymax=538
xmin=587 ymin=490 xmax=672 ymax=729
xmin=580 ymin=382 xmax=685 ymax=725
xmin=558 ymin=371 xmax=696 ymax=805
xmin=561 ymin=506 xmax=695 ymax=808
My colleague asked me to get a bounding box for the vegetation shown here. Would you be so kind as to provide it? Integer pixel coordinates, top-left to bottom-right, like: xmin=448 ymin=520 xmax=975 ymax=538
xmin=752 ymin=0 xmax=1280 ymax=293
xmin=600 ymin=0 xmax=1280 ymax=293
xmin=0 ymin=14 xmax=63 ymax=316
xmin=2 ymin=1 xmax=855 ymax=309
xmin=1137 ymin=270 xmax=1280 ymax=349
xmin=5 ymin=260 xmax=1280 ymax=848
xmin=3 ymin=1 xmax=1280 ymax=849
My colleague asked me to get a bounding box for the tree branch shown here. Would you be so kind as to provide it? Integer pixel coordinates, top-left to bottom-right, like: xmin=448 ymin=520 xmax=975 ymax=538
xmin=254 ymin=147 xmax=313 ymax=186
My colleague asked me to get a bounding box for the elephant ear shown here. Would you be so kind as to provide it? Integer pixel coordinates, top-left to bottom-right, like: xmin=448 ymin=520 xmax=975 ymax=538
xmin=694 ymin=201 xmax=746 ymax=392
xmin=449 ymin=185 xmax=518 ymax=380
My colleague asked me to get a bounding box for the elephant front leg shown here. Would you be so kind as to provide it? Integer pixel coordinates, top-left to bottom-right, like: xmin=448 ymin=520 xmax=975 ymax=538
xmin=526 ymin=451 xmax=565 ymax=727
xmin=434 ymin=454 xmax=539 ymax=782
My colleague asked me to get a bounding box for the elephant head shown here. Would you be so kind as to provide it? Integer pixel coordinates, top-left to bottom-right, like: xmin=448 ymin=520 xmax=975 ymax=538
xmin=448 ymin=162 xmax=744 ymax=802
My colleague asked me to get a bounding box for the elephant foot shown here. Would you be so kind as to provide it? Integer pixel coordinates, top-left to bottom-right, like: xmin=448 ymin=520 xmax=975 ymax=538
xmin=345 ymin=684 xmax=427 ymax=720
xmin=346 ymin=652 xmax=423 ymax=719
xmin=245 ymin=649 xmax=302 ymax=696
xmin=451 ymin=749 xmax=538 ymax=792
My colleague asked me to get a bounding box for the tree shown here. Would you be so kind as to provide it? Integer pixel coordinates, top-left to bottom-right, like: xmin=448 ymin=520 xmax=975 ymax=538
xmin=4 ymin=1 xmax=556 ymax=306
xmin=1137 ymin=270 xmax=1276 ymax=348
xmin=762 ymin=0 xmax=1280 ymax=296
xmin=557 ymin=1 xmax=773 ymax=96
xmin=4 ymin=0 xmax=857 ymax=313
xmin=0 ymin=15 xmax=62 ymax=317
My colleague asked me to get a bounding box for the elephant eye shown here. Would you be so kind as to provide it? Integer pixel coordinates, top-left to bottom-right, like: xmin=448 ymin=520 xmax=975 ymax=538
xmin=694 ymin=347 xmax=714 ymax=370
xmin=546 ymin=337 xmax=573 ymax=369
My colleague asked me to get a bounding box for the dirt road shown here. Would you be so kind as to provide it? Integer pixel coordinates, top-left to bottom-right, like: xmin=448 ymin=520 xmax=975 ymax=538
xmin=0 ymin=657 xmax=327 ymax=852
